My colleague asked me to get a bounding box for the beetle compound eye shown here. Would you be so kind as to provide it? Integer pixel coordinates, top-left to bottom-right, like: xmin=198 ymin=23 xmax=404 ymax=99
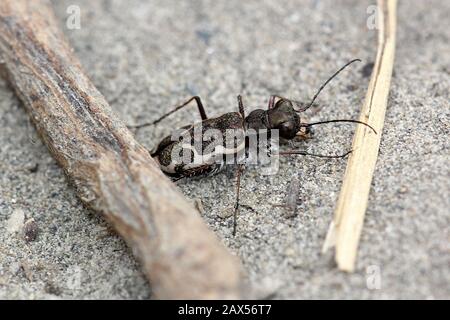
xmin=278 ymin=121 xmax=298 ymax=139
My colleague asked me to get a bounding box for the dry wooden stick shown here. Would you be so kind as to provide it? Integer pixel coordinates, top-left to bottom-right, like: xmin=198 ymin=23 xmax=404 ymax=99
xmin=0 ymin=0 xmax=243 ymax=298
xmin=322 ymin=0 xmax=397 ymax=271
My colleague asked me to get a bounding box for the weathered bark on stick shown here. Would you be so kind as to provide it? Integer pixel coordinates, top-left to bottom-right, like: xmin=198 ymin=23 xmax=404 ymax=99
xmin=0 ymin=0 xmax=243 ymax=299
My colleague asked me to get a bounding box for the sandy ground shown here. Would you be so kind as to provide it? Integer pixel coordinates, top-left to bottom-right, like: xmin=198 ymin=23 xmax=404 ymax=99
xmin=0 ymin=0 xmax=449 ymax=299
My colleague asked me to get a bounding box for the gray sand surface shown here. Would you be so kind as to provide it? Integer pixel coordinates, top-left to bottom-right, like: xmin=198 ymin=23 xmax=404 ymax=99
xmin=0 ymin=0 xmax=448 ymax=299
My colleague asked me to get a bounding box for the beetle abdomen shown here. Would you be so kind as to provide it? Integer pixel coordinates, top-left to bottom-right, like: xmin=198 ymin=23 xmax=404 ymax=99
xmin=152 ymin=112 xmax=245 ymax=178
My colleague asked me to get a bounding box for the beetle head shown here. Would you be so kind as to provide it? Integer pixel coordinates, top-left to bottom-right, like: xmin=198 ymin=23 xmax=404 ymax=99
xmin=267 ymin=99 xmax=301 ymax=139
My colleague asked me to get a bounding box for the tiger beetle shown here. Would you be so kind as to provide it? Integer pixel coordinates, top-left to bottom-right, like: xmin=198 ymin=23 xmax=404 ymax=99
xmin=130 ymin=59 xmax=377 ymax=236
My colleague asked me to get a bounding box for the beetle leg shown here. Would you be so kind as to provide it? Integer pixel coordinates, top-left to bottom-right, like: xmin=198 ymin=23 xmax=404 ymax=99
xmin=232 ymin=164 xmax=245 ymax=236
xmin=267 ymin=95 xmax=290 ymax=109
xmin=268 ymin=95 xmax=308 ymax=112
xmin=128 ymin=96 xmax=208 ymax=130
xmin=237 ymin=95 xmax=245 ymax=118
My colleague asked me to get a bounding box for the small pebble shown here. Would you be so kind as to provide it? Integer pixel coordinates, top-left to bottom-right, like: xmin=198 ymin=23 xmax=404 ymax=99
xmin=21 ymin=261 xmax=33 ymax=281
xmin=193 ymin=198 xmax=205 ymax=215
xmin=218 ymin=207 xmax=234 ymax=219
xmin=28 ymin=163 xmax=39 ymax=173
xmin=361 ymin=62 xmax=374 ymax=78
xmin=6 ymin=208 xmax=25 ymax=234
xmin=44 ymin=282 xmax=62 ymax=296
xmin=399 ymin=186 xmax=408 ymax=194
xmin=284 ymin=247 xmax=296 ymax=257
xmin=23 ymin=218 xmax=39 ymax=242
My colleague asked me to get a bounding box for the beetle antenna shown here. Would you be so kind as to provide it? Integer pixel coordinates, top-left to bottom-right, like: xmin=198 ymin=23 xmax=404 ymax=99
xmin=278 ymin=149 xmax=352 ymax=159
xmin=300 ymin=119 xmax=377 ymax=134
xmin=297 ymin=59 xmax=362 ymax=112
